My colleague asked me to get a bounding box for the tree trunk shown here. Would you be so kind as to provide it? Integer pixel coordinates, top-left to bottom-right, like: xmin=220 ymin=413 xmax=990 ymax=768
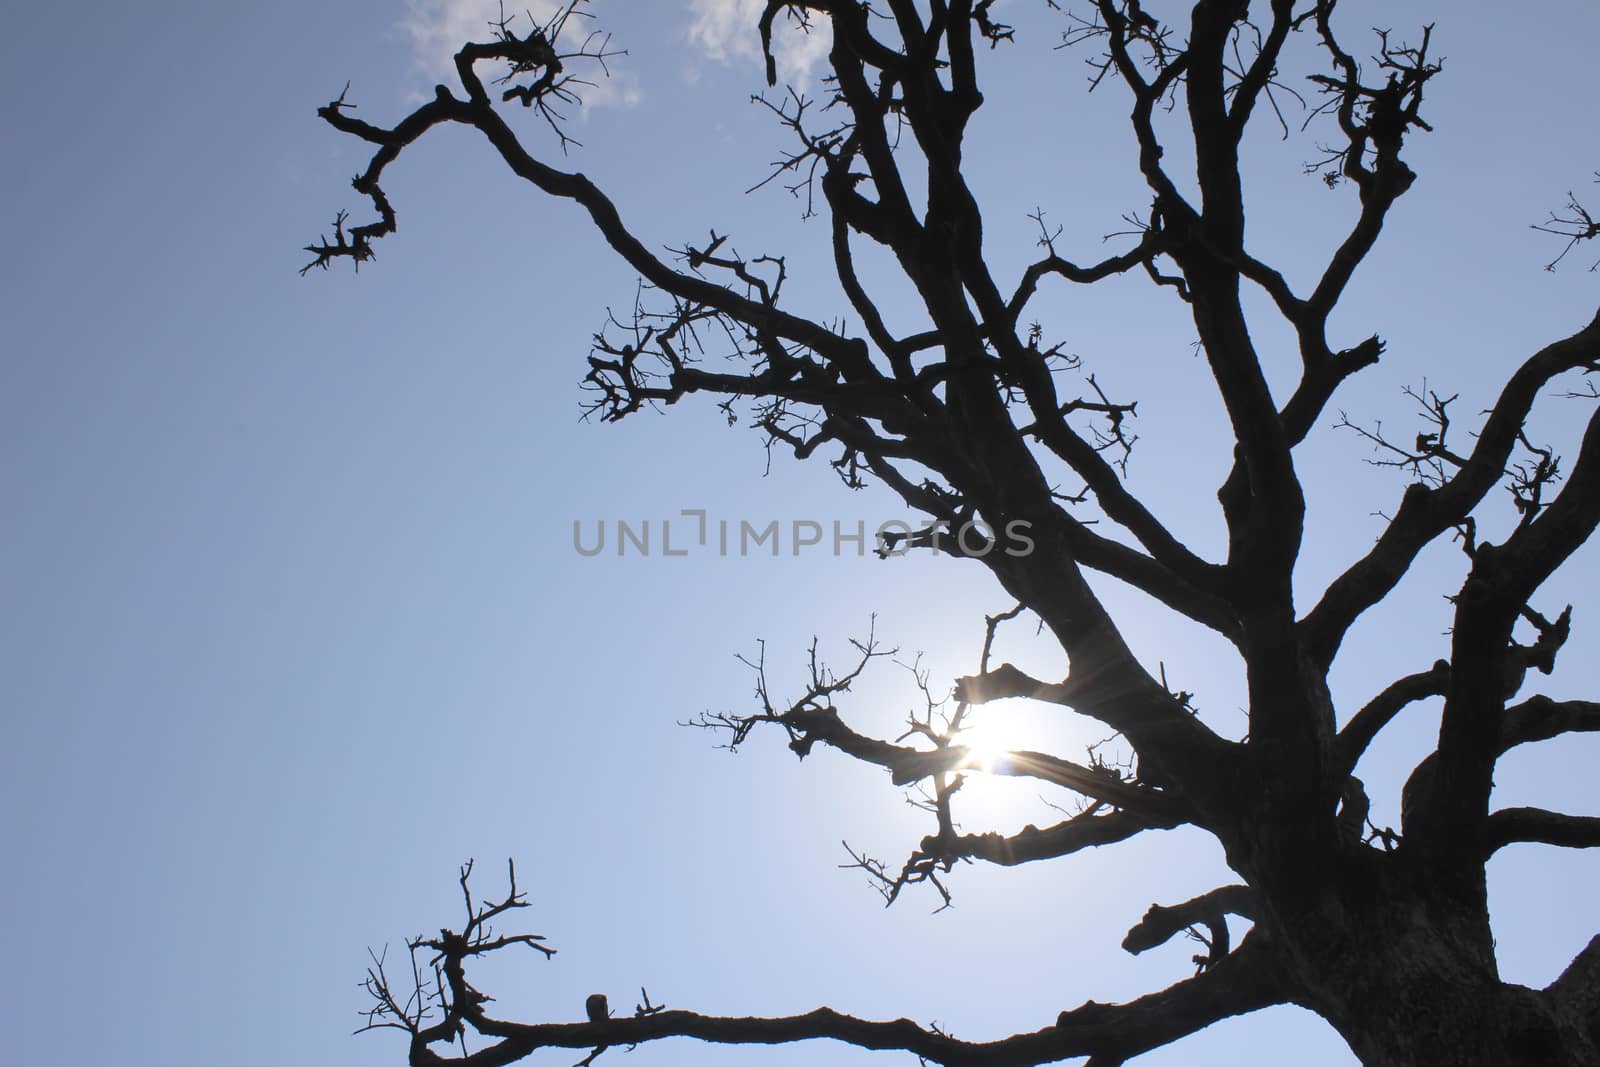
xmin=1326 ymin=972 xmax=1594 ymax=1066
xmin=1271 ymin=875 xmax=1599 ymax=1066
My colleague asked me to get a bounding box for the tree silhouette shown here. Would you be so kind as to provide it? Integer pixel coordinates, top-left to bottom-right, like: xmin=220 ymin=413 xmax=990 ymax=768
xmin=309 ymin=2 xmax=1600 ymax=1063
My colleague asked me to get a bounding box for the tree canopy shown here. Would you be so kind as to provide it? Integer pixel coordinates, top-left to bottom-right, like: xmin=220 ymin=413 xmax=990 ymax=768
xmin=308 ymin=2 xmax=1600 ymax=1064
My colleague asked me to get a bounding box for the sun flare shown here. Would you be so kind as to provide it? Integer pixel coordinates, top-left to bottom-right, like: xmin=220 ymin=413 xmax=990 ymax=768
xmin=956 ymin=714 xmax=1028 ymax=774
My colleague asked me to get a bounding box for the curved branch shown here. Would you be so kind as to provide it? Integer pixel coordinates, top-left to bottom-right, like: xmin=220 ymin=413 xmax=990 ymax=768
xmin=312 ymin=78 xmax=877 ymax=385
xmin=411 ymin=935 xmax=1285 ymax=1067
xmin=465 ymin=105 xmax=873 ymax=370
xmin=1122 ymin=885 xmax=1257 ymax=956
xmin=1334 ymin=659 xmax=1450 ymax=776
xmin=1044 ymin=931 xmax=1284 ymax=1064
xmin=1302 ymin=309 xmax=1600 ymax=668
xmin=1007 ymin=233 xmax=1161 ymax=320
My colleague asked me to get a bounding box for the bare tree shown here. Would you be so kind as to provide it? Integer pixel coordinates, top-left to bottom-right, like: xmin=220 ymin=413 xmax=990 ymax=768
xmin=307 ymin=2 xmax=1600 ymax=1064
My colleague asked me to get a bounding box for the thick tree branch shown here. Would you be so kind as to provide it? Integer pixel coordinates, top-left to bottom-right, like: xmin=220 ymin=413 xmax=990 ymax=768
xmin=925 ymin=807 xmax=1182 ymax=870
xmin=1485 ymin=808 xmax=1600 ymax=856
xmin=1500 ymin=695 xmax=1600 ymax=752
xmin=1415 ymin=409 xmax=1600 ymax=853
xmin=1122 ymin=885 xmax=1257 ymax=956
xmin=1484 ymin=408 xmax=1600 ymax=606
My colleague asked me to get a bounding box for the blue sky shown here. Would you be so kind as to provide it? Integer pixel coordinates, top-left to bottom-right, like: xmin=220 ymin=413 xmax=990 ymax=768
xmin=3 ymin=2 xmax=1597 ymax=1064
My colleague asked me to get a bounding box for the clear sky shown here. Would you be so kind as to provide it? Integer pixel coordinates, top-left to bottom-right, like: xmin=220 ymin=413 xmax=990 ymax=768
xmin=3 ymin=2 xmax=1597 ymax=1065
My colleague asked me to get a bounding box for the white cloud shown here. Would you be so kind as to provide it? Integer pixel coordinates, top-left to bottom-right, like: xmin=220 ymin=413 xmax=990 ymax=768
xmin=686 ymin=0 xmax=831 ymax=87
xmin=401 ymin=0 xmax=551 ymax=78
xmin=400 ymin=0 xmax=640 ymax=109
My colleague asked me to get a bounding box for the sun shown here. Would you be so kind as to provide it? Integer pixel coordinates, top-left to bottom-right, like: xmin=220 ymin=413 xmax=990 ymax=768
xmin=955 ymin=712 xmax=1029 ymax=774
